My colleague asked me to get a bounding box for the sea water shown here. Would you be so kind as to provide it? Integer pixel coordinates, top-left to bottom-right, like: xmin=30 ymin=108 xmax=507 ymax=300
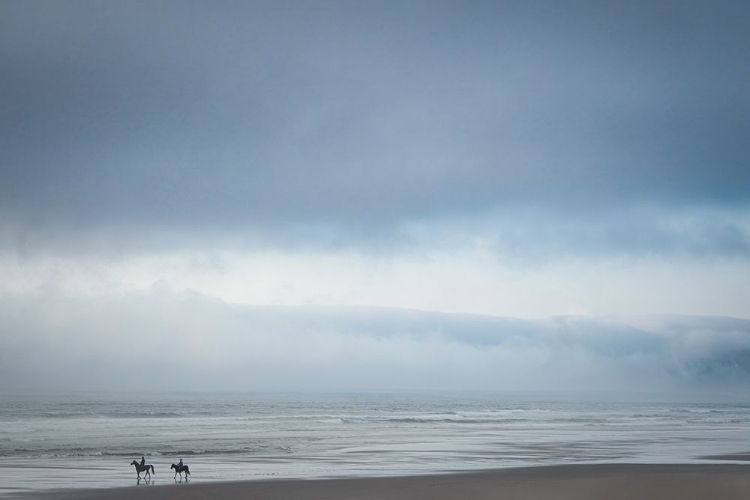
xmin=1 ymin=392 xmax=748 ymax=496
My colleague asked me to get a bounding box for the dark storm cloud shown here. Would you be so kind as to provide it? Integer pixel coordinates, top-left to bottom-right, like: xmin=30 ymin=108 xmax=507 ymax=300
xmin=2 ymin=1 xmax=749 ymax=247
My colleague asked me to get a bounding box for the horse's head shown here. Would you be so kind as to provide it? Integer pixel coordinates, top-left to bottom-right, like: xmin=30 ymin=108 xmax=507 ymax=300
xmin=131 ymin=460 xmax=138 ymax=466
xmin=170 ymin=464 xmax=175 ymax=469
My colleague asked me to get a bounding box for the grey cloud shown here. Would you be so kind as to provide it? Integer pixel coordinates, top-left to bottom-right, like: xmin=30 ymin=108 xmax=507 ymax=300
xmin=2 ymin=199 xmax=749 ymax=262
xmin=391 ymin=206 xmax=750 ymax=262
xmin=2 ymin=0 xmax=749 ymax=247
xmin=2 ymin=290 xmax=748 ymax=395
xmin=487 ymin=207 xmax=750 ymax=260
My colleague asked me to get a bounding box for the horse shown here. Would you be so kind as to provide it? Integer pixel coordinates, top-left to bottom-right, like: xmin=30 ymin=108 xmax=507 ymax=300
xmin=171 ymin=463 xmax=191 ymax=479
xmin=130 ymin=460 xmax=155 ymax=479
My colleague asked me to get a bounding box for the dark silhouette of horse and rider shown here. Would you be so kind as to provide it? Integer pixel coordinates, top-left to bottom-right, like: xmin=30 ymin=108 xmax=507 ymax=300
xmin=130 ymin=456 xmax=154 ymax=479
xmin=171 ymin=458 xmax=191 ymax=479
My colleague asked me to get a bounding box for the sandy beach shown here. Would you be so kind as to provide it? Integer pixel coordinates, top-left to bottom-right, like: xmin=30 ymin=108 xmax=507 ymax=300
xmin=15 ymin=464 xmax=749 ymax=500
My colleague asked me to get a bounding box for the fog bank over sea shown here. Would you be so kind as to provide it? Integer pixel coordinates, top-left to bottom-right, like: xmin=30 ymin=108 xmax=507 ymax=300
xmin=2 ymin=292 xmax=749 ymax=396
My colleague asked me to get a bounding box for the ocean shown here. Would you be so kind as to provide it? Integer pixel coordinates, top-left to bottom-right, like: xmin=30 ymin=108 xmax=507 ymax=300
xmin=1 ymin=392 xmax=748 ymax=496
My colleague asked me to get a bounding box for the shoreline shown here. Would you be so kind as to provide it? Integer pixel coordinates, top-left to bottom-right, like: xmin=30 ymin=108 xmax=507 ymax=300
xmin=13 ymin=463 xmax=750 ymax=500
xmin=701 ymin=453 xmax=750 ymax=461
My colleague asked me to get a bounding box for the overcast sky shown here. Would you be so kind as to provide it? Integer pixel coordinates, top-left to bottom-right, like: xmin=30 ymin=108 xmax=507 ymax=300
xmin=1 ymin=1 xmax=749 ymax=393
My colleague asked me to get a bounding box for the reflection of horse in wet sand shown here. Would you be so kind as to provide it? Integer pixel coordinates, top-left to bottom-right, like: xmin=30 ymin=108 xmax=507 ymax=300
xmin=130 ymin=460 xmax=155 ymax=479
xmin=171 ymin=463 xmax=191 ymax=479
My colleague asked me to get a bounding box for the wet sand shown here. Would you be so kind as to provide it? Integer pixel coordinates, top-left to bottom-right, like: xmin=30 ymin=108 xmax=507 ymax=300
xmin=17 ymin=463 xmax=750 ymax=500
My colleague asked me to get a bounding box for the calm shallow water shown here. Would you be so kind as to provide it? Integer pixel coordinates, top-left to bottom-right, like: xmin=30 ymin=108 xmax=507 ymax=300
xmin=1 ymin=392 xmax=749 ymax=496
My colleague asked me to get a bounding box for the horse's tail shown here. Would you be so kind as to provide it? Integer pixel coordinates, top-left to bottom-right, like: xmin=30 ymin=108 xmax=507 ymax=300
xmin=150 ymin=465 xmax=155 ymax=475
xmin=186 ymin=466 xmax=190 ymax=476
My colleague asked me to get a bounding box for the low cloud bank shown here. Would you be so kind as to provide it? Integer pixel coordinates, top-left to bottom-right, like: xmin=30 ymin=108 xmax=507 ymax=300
xmin=1 ymin=291 xmax=748 ymax=397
